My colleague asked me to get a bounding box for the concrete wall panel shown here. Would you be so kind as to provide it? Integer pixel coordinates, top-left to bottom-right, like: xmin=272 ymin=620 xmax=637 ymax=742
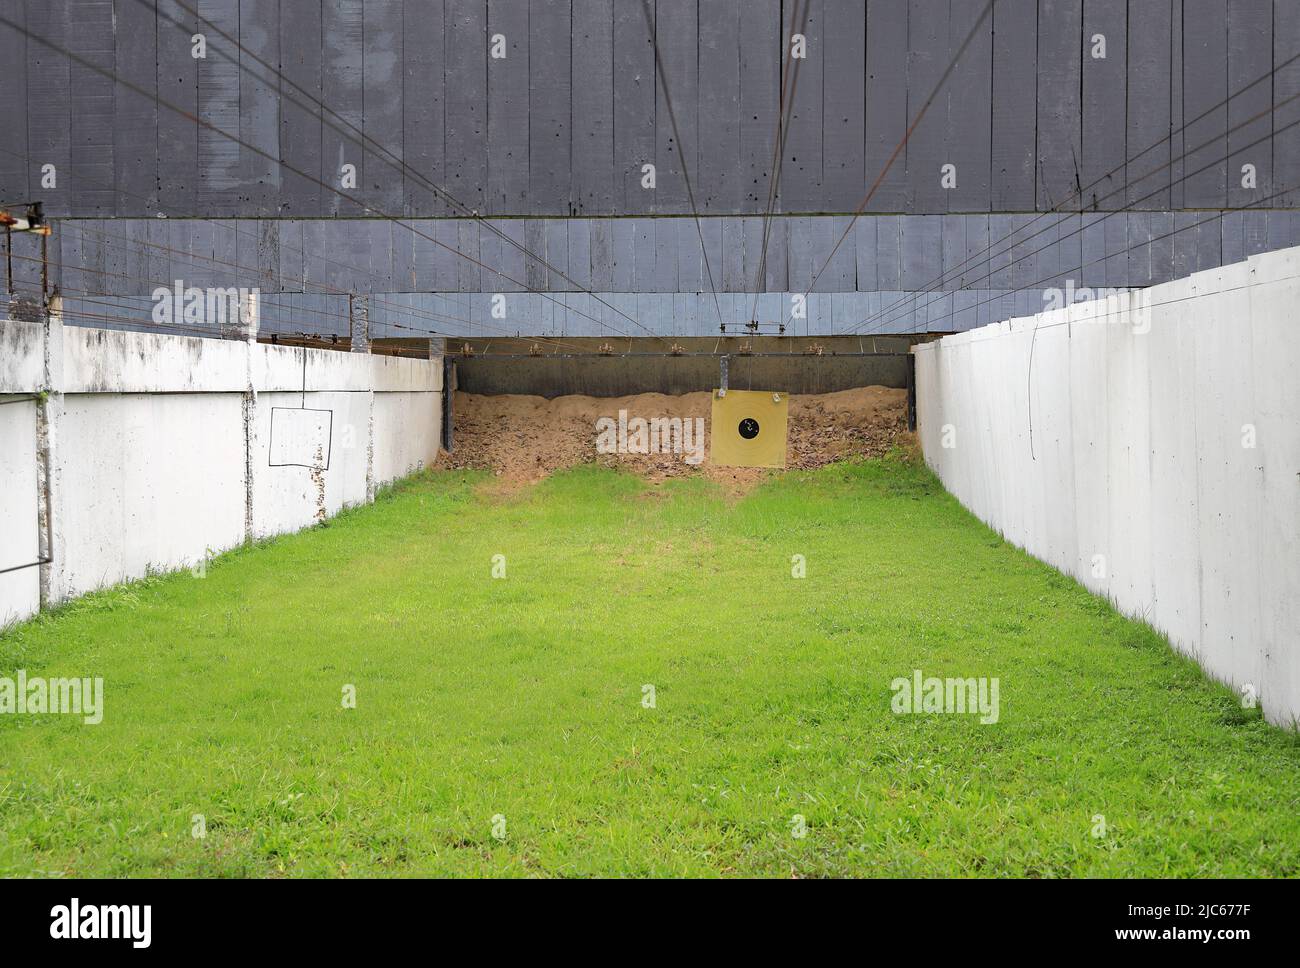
xmin=0 ymin=398 xmax=40 ymax=627
xmin=58 ymin=390 xmax=247 ymax=599
xmin=915 ymin=244 xmax=1300 ymax=727
xmin=0 ymin=318 xmax=443 ymax=618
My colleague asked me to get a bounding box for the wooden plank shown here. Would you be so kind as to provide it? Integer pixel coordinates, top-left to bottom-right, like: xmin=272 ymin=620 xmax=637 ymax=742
xmin=739 ymin=0 xmax=779 ymax=212
xmin=1170 ymin=0 xmax=1184 ymax=208
xmin=402 ymin=0 xmax=445 ymax=215
xmin=613 ymin=0 xmax=656 ymax=213
xmin=654 ymin=0 xmax=699 ymax=215
xmin=675 ymin=217 xmax=702 ymax=292
xmin=825 ymin=216 xmax=858 ymax=290
xmin=610 ymin=217 xmax=635 ymax=290
xmin=589 ymin=218 xmax=613 ymax=290
xmin=941 ymin=214 xmax=965 ymax=288
xmin=486 ymin=0 xmax=529 ymax=213
xmin=945 ymin=0 xmax=992 ymax=213
xmin=722 ymin=216 xmax=746 ymax=291
xmin=27 ymin=0 xmax=73 ymax=215
xmin=1035 ymin=0 xmax=1082 ymax=210
xmin=567 ymin=218 xmax=592 ymax=290
xmin=1149 ymin=211 xmax=1174 ymax=283
xmin=1171 ymin=212 xmax=1196 ymax=276
xmin=1081 ymin=0 xmax=1126 ymax=209
xmin=529 ymin=0 xmax=571 ymax=213
xmin=1195 ymin=208 xmax=1222 ymax=269
xmin=1219 ymin=209 xmax=1245 ymax=265
xmin=280 ymin=0 xmax=323 ymax=216
xmin=986 ymin=214 xmax=1014 ymax=288
xmin=445 ymin=0 xmax=487 ymax=214
xmin=1227 ymin=0 xmax=1273 ymax=209
xmin=235 ymin=0 xmax=281 ymax=216
xmin=456 ymin=219 xmax=480 ymax=291
xmin=763 ymin=215 xmax=788 ymax=290
xmin=433 ymin=218 xmax=462 ymax=291
xmin=411 ymin=220 xmax=438 ymax=290
xmin=698 ymin=0 xmax=742 ymax=212
xmin=228 ymin=219 xmax=261 ymax=291
xmin=321 ymin=0 xmax=364 ymax=215
xmin=875 ymin=214 xmax=902 ymax=290
xmin=1028 ymin=213 xmax=1057 ymax=292
xmin=821 ymin=0 xmax=866 ymax=211
xmin=572 ymin=0 xmax=615 ymax=213
xmin=248 ymin=217 xmax=281 ymax=290
xmin=112 ymin=0 xmax=157 ymax=215
xmin=959 ymin=214 xmax=990 ymax=288
xmin=901 ymin=214 xmax=941 ymax=290
xmin=865 ymin=0 xmax=909 ymax=212
xmin=1276 ymin=1 xmax=1300 ymax=207
xmin=542 ymin=218 xmax=568 ymax=290
xmin=1104 ymin=210 xmax=1132 ymax=288
xmin=68 ymin=1 xmax=115 ymax=214
xmin=632 ymin=217 xmax=655 ymax=290
xmin=653 ymin=217 xmax=677 ymax=291
xmin=1080 ymin=213 xmax=1106 ymax=288
xmin=787 ymin=215 xmax=812 ymax=291
xmin=990 ymin=0 xmax=1037 ymax=210
xmin=362 ymin=0 xmax=404 ymax=214
xmin=524 ymin=218 xmax=549 ymax=290
xmin=278 ymin=220 xmax=304 ymax=291
xmin=0 ymin=3 xmax=28 ymax=206
xmin=905 ymin=0 xmax=948 ymax=213
xmin=1008 ymin=214 xmax=1039 ymax=290
xmin=700 ymin=218 xmax=724 ymax=305
xmin=196 ymin=0 xmax=242 ymax=214
xmin=1266 ymin=209 xmax=1300 ymax=249
xmin=779 ymin=0 xmax=823 ymax=212
xmin=1237 ymin=207 xmax=1268 ymax=254
xmin=494 ymin=219 xmax=526 ymax=292
xmin=1183 ymin=0 xmax=1228 ymax=209
xmin=476 ymin=217 xmax=504 ymax=292
xmin=1126 ymin=0 xmax=1172 ymax=208
xmin=741 ymin=215 xmax=763 ymax=288
xmin=855 ymin=217 xmax=878 ymax=291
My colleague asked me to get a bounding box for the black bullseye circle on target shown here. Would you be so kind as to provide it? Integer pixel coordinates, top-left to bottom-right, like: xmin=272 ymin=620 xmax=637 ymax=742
xmin=738 ymin=417 xmax=760 ymax=440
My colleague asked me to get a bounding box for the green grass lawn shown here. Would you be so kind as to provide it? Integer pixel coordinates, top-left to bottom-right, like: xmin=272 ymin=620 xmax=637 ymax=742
xmin=1 ymin=455 xmax=1297 ymax=877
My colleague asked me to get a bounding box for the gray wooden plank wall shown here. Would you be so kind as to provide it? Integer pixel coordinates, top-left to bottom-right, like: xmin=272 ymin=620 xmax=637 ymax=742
xmin=4 ymin=1 xmax=1296 ymax=217
xmin=55 ymin=208 xmax=1300 ymax=300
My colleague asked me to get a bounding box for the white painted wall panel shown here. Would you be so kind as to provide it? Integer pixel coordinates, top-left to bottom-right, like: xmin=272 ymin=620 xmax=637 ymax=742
xmin=372 ymin=392 xmax=441 ymax=484
xmin=916 ymin=245 xmax=1300 ymax=727
xmin=252 ymin=391 xmax=371 ymax=538
xmin=56 ymin=393 xmax=247 ymax=600
xmin=1249 ymin=250 xmax=1300 ymax=730
xmin=0 ymin=321 xmax=444 ymax=622
xmin=0 ymin=320 xmax=45 ymax=392
xmin=0 ymin=399 xmax=40 ymax=627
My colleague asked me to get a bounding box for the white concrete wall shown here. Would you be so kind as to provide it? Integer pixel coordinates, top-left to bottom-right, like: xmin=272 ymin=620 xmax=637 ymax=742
xmin=55 ymin=393 xmax=248 ymax=601
xmin=0 ymin=395 xmax=41 ymax=627
xmin=914 ymin=245 xmax=1300 ymax=727
xmin=0 ymin=319 xmax=442 ymax=627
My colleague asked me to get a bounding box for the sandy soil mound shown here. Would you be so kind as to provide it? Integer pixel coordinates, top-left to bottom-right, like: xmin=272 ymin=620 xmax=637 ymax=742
xmin=437 ymin=386 xmax=909 ymax=493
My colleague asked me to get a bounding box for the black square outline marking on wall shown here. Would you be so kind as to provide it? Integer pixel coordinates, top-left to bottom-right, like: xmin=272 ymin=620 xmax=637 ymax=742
xmin=267 ymin=406 xmax=334 ymax=471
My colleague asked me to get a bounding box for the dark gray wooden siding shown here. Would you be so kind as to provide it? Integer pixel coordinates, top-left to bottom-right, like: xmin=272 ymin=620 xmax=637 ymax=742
xmin=3 ymin=1 xmax=1295 ymax=218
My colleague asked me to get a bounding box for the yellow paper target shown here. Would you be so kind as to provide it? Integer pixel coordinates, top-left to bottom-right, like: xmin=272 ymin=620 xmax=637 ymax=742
xmin=710 ymin=389 xmax=788 ymax=468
